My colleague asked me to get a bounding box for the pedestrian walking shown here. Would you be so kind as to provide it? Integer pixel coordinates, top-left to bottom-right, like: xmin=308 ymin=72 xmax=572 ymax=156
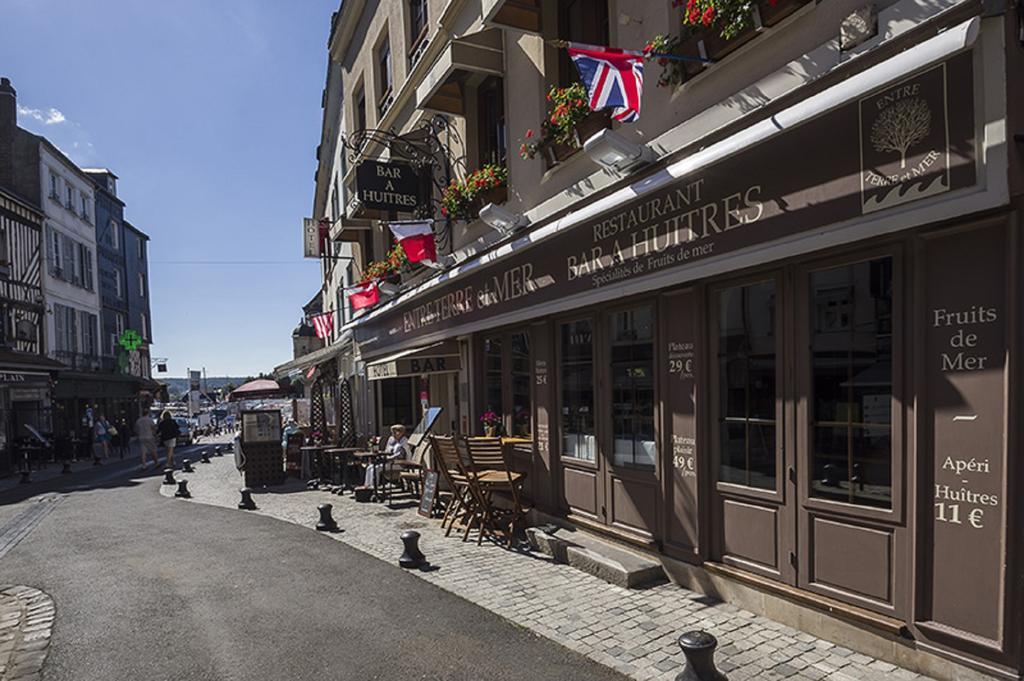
xmin=135 ymin=412 xmax=159 ymax=469
xmin=157 ymin=411 xmax=180 ymax=469
xmin=93 ymin=414 xmax=112 ymax=460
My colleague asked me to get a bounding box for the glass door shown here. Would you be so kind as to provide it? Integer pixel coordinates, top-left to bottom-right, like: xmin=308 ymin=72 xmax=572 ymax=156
xmin=557 ymin=318 xmax=601 ymax=521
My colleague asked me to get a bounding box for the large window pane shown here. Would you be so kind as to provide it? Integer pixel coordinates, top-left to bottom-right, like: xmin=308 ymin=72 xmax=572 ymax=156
xmin=716 ymin=281 xmax=777 ymax=490
xmin=809 ymin=258 xmax=893 ymax=508
xmin=510 ymin=331 xmax=531 ymax=437
xmin=560 ymin=320 xmax=595 ymax=461
xmin=609 ymin=307 xmax=655 ymax=469
xmin=483 ymin=336 xmax=503 ymax=432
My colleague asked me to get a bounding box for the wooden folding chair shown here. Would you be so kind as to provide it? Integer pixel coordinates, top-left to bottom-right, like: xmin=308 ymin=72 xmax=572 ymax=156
xmin=463 ymin=437 xmax=529 ymax=546
xmin=430 ymin=436 xmax=482 ymax=540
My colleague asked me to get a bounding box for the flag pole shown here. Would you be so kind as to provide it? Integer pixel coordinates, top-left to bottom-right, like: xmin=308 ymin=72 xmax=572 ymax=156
xmin=546 ymin=38 xmax=714 ymax=64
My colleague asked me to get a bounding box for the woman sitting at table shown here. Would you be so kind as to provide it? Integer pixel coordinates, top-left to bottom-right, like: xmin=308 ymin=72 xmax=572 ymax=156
xmin=363 ymin=424 xmax=410 ymax=489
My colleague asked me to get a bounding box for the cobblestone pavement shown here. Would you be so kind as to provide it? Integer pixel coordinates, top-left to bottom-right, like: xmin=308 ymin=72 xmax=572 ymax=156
xmin=0 ymin=586 xmax=55 ymax=681
xmin=162 ymin=457 xmax=936 ymax=681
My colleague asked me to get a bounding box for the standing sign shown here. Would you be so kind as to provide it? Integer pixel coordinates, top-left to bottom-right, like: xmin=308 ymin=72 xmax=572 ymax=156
xmin=354 ymin=160 xmax=421 ymax=213
xmin=417 ymin=470 xmax=440 ymax=517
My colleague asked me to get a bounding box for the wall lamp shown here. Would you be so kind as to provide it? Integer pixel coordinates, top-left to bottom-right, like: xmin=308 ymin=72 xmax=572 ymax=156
xmin=583 ymin=128 xmax=654 ymax=173
xmin=423 ymin=254 xmax=455 ymax=270
xmin=378 ymin=281 xmax=401 ymax=297
xmin=479 ymin=203 xmax=530 ymax=234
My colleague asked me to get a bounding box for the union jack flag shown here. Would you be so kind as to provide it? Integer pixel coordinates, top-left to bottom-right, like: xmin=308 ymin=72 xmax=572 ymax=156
xmin=567 ymin=43 xmax=644 ymax=123
xmin=310 ymin=311 xmax=334 ymax=340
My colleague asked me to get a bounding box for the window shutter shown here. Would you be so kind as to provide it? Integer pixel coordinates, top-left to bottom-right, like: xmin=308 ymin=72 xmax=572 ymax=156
xmin=54 ymin=305 xmax=65 ymax=352
xmin=45 ymin=227 xmax=54 ymax=275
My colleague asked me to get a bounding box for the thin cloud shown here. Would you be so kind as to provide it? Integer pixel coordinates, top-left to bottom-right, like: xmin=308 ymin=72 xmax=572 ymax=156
xmin=17 ymin=105 xmax=67 ymax=125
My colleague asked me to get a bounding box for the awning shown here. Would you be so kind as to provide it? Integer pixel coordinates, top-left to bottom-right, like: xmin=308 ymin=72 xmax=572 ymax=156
xmin=366 ymin=341 xmax=461 ymax=381
xmin=272 ymin=332 xmax=352 ymax=381
xmin=482 ymin=0 xmax=541 ymax=33
xmin=416 ymin=29 xmax=503 ymax=115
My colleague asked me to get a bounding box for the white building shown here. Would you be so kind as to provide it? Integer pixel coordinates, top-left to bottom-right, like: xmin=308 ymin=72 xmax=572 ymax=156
xmin=38 ymin=141 xmax=101 ymax=370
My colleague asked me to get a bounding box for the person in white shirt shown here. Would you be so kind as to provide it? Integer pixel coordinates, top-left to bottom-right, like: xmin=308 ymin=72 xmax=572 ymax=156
xmin=364 ymin=424 xmax=410 ymax=489
xmin=135 ymin=414 xmax=159 ymax=469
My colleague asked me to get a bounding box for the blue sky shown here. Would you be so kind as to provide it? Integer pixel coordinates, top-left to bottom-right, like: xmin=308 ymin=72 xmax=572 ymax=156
xmin=0 ymin=0 xmax=335 ymax=376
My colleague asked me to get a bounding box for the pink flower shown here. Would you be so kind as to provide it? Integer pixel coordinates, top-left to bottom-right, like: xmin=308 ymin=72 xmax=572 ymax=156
xmin=701 ymin=6 xmax=714 ymax=25
xmin=525 ymin=128 xmax=534 ymax=139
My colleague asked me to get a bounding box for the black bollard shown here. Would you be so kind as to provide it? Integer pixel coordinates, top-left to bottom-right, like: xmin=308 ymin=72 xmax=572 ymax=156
xmin=182 ymin=459 xmax=194 ymax=473
xmin=398 ymin=530 xmax=426 ymax=569
xmin=238 ymin=488 xmax=257 ymax=510
xmin=214 ymin=446 xmax=224 ymax=457
xmin=174 ymin=479 xmax=191 ymax=499
xmin=200 ymin=451 xmax=211 ymax=464
xmin=163 ymin=468 xmax=176 ymax=485
xmin=18 ymin=469 xmax=31 ymax=484
xmin=61 ymin=461 xmax=72 ymax=474
xmin=315 ymin=504 xmax=338 ymax=532
xmin=675 ymin=631 xmax=727 ymax=681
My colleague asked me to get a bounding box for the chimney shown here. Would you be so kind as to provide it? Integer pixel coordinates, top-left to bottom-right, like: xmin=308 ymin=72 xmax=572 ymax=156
xmin=0 ymin=77 xmax=16 ymax=190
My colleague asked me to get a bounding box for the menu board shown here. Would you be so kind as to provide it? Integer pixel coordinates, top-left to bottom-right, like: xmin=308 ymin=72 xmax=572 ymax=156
xmin=242 ymin=410 xmax=281 ymax=444
xmin=418 ymin=470 xmax=439 ymax=517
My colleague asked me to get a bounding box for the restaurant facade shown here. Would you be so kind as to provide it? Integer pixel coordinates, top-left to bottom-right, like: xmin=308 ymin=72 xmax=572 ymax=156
xmin=303 ymin=0 xmax=1024 ymax=677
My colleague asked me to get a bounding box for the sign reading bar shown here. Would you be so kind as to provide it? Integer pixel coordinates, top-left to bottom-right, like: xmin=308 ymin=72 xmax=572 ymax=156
xmin=355 ymin=54 xmax=976 ymax=354
xmin=354 ymin=160 xmax=421 ymax=213
xmin=367 ymin=353 xmax=461 ymax=381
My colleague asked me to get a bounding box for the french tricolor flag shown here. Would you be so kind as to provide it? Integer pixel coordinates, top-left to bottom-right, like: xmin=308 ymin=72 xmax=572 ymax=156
xmin=388 ymin=220 xmax=437 ymax=264
xmin=348 ymin=280 xmax=380 ymax=310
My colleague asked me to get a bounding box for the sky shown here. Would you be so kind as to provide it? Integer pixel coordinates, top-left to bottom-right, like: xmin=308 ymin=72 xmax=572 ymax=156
xmin=0 ymin=0 xmax=336 ymax=376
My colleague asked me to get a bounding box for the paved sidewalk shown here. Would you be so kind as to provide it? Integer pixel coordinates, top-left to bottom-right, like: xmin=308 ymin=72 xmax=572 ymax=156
xmin=162 ymin=457 xmax=935 ymax=681
xmin=0 ymin=586 xmax=55 ymax=681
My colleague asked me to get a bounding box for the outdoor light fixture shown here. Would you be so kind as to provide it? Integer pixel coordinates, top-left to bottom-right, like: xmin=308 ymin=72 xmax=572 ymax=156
xmin=583 ymin=128 xmax=654 ymax=173
xmin=378 ymin=281 xmax=401 ymax=297
xmin=423 ymin=254 xmax=455 ymax=270
xmin=479 ymin=203 xmax=530 ymax=234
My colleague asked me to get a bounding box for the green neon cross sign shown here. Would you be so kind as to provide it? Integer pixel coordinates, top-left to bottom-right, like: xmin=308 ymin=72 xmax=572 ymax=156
xmin=118 ymin=329 xmax=143 ymax=352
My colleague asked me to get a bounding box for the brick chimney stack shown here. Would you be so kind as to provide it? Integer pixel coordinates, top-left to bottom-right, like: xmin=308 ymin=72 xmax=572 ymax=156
xmin=0 ymin=77 xmax=16 ymax=191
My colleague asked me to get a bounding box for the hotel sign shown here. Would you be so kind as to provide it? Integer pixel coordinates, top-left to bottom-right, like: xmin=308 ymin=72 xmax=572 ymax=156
xmin=355 ymin=53 xmax=977 ymax=354
xmin=354 ymin=160 xmax=421 ymax=213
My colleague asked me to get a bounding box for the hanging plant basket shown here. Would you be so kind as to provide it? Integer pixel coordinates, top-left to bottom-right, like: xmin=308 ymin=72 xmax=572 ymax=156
xmin=757 ymin=0 xmax=810 ymax=26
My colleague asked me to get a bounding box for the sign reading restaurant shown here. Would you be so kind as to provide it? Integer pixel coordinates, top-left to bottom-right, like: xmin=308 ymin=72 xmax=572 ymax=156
xmin=355 ymin=54 xmax=977 ymax=353
xmin=354 ymin=159 xmax=421 ymax=213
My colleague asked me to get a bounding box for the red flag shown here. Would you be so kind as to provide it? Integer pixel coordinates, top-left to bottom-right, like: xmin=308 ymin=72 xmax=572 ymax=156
xmin=348 ymin=280 xmax=380 ymax=310
xmin=388 ymin=221 xmax=436 ymax=264
xmin=310 ymin=311 xmax=334 ymax=339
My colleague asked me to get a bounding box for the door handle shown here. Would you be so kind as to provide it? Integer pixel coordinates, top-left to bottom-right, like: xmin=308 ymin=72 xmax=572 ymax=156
xmin=788 ymin=465 xmax=796 ymax=484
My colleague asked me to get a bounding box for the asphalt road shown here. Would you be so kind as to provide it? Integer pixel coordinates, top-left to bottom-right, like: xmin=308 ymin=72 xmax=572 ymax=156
xmin=0 ymin=445 xmax=628 ymax=681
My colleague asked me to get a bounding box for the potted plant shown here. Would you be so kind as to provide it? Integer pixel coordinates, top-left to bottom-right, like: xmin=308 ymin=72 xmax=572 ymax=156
xmin=680 ymin=0 xmax=761 ymax=60
xmin=440 ymin=164 xmax=508 ymax=222
xmin=519 ymin=84 xmax=609 ymax=166
xmin=359 ymin=242 xmax=408 ymax=286
xmin=644 ymin=30 xmax=705 ymax=87
xmin=480 ymin=411 xmax=501 ymax=437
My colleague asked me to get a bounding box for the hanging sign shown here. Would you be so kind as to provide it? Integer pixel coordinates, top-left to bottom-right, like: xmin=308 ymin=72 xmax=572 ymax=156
xmin=303 ymin=218 xmax=320 ymax=258
xmin=118 ymin=329 xmax=142 ymax=352
xmin=354 ymin=160 xmax=421 ymax=212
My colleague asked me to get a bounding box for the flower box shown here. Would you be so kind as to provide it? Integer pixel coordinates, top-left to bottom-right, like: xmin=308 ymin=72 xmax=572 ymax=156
xmin=757 ymin=0 xmax=810 ymax=26
xmin=542 ymin=110 xmax=610 ymax=168
xmin=678 ymin=35 xmax=707 ymax=78
xmin=475 ymin=184 xmax=508 ymax=209
xmin=700 ymin=21 xmax=759 ymax=61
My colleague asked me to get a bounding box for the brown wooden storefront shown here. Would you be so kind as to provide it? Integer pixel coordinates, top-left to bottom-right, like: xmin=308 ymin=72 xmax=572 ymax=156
xmin=350 ymin=18 xmax=1020 ymax=679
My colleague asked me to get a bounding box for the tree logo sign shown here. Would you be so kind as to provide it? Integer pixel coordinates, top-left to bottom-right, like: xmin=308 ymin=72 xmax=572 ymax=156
xmin=859 ymin=63 xmax=950 ymax=214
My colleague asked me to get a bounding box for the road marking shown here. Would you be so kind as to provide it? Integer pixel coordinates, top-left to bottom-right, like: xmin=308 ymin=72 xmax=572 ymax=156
xmin=0 ymin=495 xmax=62 ymax=559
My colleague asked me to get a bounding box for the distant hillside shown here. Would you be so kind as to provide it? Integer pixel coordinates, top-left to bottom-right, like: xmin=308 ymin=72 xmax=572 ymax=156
xmin=161 ymin=376 xmax=252 ymax=398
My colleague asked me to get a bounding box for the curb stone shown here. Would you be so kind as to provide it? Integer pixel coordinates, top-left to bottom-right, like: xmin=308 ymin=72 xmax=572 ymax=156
xmin=0 ymin=586 xmax=55 ymax=681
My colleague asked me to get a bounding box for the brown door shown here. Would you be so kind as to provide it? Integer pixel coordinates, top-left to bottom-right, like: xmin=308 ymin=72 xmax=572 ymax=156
xmin=709 ymin=273 xmax=796 ymax=583
xmin=556 ymin=304 xmax=661 ymax=542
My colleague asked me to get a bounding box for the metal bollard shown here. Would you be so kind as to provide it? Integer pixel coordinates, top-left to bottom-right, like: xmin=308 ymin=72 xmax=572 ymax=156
xmin=214 ymin=446 xmax=224 ymax=457
xmin=163 ymin=468 xmax=176 ymax=485
xmin=200 ymin=451 xmax=211 ymax=464
xmin=398 ymin=530 xmax=426 ymax=569
xmin=675 ymin=631 xmax=727 ymax=681
xmin=182 ymin=459 xmax=194 ymax=473
xmin=174 ymin=479 xmax=191 ymax=499
xmin=18 ymin=469 xmax=31 ymax=484
xmin=61 ymin=461 xmax=72 ymax=474
xmin=238 ymin=488 xmax=257 ymax=510
xmin=315 ymin=504 xmax=338 ymax=532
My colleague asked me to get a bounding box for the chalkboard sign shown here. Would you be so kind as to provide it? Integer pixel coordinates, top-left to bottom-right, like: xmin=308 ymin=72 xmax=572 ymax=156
xmin=418 ymin=470 xmax=439 ymax=518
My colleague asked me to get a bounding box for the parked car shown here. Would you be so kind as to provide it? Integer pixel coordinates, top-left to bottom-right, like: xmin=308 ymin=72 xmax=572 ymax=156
xmin=173 ymin=417 xmax=193 ymax=447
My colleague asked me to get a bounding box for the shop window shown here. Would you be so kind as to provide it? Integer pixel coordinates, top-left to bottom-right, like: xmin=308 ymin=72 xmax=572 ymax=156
xmin=717 ymin=281 xmax=777 ymax=489
xmin=510 ymin=331 xmax=531 ymax=437
xmin=809 ymin=258 xmax=893 ymax=508
xmin=556 ymin=0 xmax=609 ymax=88
xmin=560 ymin=319 xmax=595 ymax=461
xmin=609 ymin=307 xmax=655 ymax=469
xmin=476 ymin=77 xmax=506 ymax=167
xmin=380 ymin=377 xmax=416 ymax=430
xmin=481 ymin=330 xmax=532 ymax=437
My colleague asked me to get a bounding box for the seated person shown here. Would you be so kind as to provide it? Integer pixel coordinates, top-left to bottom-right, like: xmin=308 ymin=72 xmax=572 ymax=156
xmin=363 ymin=424 xmax=410 ymax=489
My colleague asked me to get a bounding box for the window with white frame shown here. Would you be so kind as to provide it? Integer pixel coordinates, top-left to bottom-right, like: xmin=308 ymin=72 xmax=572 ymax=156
xmin=140 ymin=312 xmax=148 ymax=339
xmin=137 ymin=238 xmax=145 ymax=259
xmin=47 ymin=227 xmax=62 ymax=277
xmin=80 ymin=192 xmax=89 ymax=222
xmin=49 ymin=172 xmax=59 ymax=200
xmin=113 ymin=269 xmax=122 ymax=298
xmin=79 ymin=243 xmax=93 ymax=291
xmin=138 ymin=272 xmax=145 ymax=297
xmin=65 ymin=183 xmax=73 ymax=210
xmin=109 ymin=219 xmax=119 ymax=250
xmin=115 ymin=312 xmax=125 ymax=336
xmin=80 ymin=310 xmax=97 ymax=357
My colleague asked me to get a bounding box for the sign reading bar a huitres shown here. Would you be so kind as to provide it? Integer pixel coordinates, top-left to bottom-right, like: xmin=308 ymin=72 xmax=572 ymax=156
xmin=355 ymin=54 xmax=976 ymax=353
xmin=355 ymin=160 xmax=421 ymax=212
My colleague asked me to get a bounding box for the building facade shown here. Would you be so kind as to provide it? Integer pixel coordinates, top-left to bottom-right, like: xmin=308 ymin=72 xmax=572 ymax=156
xmin=123 ymin=221 xmax=152 ymax=380
xmin=83 ymin=169 xmax=129 ymax=373
xmin=301 ymin=1 xmax=1023 ymax=678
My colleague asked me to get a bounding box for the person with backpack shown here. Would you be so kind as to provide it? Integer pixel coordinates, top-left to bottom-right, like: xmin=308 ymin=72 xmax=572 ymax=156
xmin=157 ymin=411 xmax=181 ymax=469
